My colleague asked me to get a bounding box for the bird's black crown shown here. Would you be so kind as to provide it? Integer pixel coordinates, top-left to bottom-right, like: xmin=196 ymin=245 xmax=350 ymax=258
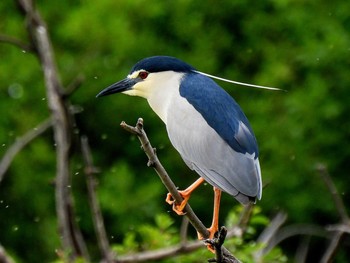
xmin=131 ymin=56 xmax=195 ymax=74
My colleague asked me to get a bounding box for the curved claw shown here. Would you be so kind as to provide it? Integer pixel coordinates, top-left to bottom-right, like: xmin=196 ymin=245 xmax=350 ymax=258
xmin=165 ymin=178 xmax=205 ymax=216
xmin=197 ymin=227 xmax=218 ymax=253
xmin=165 ymin=192 xmax=189 ymax=215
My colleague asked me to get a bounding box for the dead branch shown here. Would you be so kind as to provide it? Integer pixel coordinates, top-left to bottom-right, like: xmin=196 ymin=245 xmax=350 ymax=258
xmin=294 ymin=236 xmax=310 ymax=263
xmin=268 ymin=224 xmax=330 ymax=251
xmin=16 ymin=0 xmax=88 ymax=260
xmin=81 ymin=136 xmax=115 ymax=263
xmin=0 ymin=34 xmax=33 ymax=52
xmin=316 ymin=164 xmax=350 ymax=263
xmin=116 ymin=240 xmax=204 ymax=263
xmin=320 ymin=231 xmax=343 ymax=263
xmin=0 ymin=118 xmax=51 ymax=184
xmin=316 ymin=163 xmax=349 ymax=223
xmin=253 ymin=212 xmax=287 ymax=262
xmin=120 ymin=118 xmax=241 ymax=262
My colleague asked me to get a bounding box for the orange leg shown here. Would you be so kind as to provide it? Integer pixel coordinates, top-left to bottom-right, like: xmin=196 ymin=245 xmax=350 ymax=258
xmin=207 ymin=187 xmax=221 ymax=239
xmin=198 ymin=187 xmax=221 ymax=253
xmin=166 ymin=177 xmax=205 ymax=215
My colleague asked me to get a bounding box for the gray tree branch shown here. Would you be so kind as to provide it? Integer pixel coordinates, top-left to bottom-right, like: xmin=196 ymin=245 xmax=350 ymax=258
xmin=81 ymin=136 xmax=115 ymax=263
xmin=16 ymin=0 xmax=88 ymax=260
xmin=316 ymin=163 xmax=350 ymax=263
xmin=0 ymin=118 xmax=51 ymax=184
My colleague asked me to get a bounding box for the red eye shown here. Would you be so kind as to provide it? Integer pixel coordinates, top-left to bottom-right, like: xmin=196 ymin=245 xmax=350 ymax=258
xmin=139 ymin=71 xmax=149 ymax=80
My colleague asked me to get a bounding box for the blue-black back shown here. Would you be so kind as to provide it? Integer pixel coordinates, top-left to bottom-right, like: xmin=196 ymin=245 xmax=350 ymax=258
xmin=179 ymin=73 xmax=259 ymax=157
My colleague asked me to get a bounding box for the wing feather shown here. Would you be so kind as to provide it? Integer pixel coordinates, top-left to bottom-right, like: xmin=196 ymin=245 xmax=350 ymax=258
xmin=166 ymin=74 xmax=262 ymax=202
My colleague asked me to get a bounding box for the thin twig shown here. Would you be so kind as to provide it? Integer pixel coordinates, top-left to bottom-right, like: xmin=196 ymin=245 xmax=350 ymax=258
xmin=63 ymin=74 xmax=85 ymax=98
xmin=0 ymin=118 xmax=52 ymax=184
xmin=316 ymin=163 xmax=349 ymax=222
xmin=116 ymin=240 xmax=204 ymax=263
xmin=120 ymin=118 xmax=240 ymax=262
xmin=316 ymin=163 xmax=349 ymax=262
xmin=81 ymin=136 xmax=115 ymax=263
xmin=253 ymin=212 xmax=287 ymax=262
xmin=294 ymin=236 xmax=310 ymax=263
xmin=180 ymin=217 xmax=190 ymax=244
xmin=320 ymin=231 xmax=344 ymax=263
xmin=0 ymin=34 xmax=33 ymax=52
xmin=267 ymin=224 xmax=331 ymax=251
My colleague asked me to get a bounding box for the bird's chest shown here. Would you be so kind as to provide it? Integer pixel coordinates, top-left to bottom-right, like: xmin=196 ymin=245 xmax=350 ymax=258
xmin=165 ymin=95 xmax=220 ymax=159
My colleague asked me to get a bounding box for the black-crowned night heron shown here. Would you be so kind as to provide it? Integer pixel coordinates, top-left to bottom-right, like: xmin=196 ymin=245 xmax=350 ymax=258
xmin=97 ymin=56 xmax=275 ymax=246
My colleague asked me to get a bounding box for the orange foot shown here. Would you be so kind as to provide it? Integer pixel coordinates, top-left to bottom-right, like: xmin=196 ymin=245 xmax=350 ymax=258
xmin=165 ymin=191 xmax=190 ymax=215
xmin=165 ymin=177 xmax=205 ymax=215
xmin=197 ymin=226 xmax=219 ymax=253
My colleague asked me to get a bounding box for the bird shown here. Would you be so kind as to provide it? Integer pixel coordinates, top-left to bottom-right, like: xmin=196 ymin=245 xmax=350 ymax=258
xmin=97 ymin=56 xmax=265 ymax=246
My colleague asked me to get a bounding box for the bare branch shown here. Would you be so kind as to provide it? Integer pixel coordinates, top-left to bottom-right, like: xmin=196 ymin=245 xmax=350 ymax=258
xmin=16 ymin=0 xmax=88 ymax=260
xmin=268 ymin=224 xmax=330 ymax=251
xmin=294 ymin=236 xmax=310 ymax=263
xmin=0 ymin=118 xmax=51 ymax=184
xmin=253 ymin=212 xmax=287 ymax=261
xmin=320 ymin=231 xmax=344 ymax=263
xmin=316 ymin=163 xmax=349 ymax=223
xmin=0 ymin=34 xmax=33 ymax=52
xmin=316 ymin=164 xmax=349 ymax=262
xmin=63 ymin=74 xmax=85 ymax=98
xmin=81 ymin=136 xmax=115 ymax=263
xmin=116 ymin=240 xmax=204 ymax=263
xmin=180 ymin=217 xmax=190 ymax=244
xmin=326 ymin=223 xmax=350 ymax=234
xmin=120 ymin=118 xmax=241 ymax=262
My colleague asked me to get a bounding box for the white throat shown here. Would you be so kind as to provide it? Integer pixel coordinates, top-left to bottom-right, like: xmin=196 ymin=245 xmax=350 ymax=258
xmin=146 ymin=71 xmax=185 ymax=123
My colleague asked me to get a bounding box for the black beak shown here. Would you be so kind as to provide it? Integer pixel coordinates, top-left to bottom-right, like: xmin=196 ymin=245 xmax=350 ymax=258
xmin=96 ymin=78 xmax=137 ymax=97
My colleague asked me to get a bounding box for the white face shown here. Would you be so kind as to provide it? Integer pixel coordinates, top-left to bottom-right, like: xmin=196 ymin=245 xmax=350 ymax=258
xmin=122 ymin=69 xmax=183 ymax=100
xmin=122 ymin=70 xmax=153 ymax=98
xmin=122 ymin=69 xmax=185 ymax=123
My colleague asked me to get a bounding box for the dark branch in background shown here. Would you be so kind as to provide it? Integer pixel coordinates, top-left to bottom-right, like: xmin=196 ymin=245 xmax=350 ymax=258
xmin=294 ymin=236 xmax=311 ymax=263
xmin=0 ymin=118 xmax=51 ymax=184
xmin=0 ymin=34 xmax=34 ymax=52
xmin=316 ymin=163 xmax=350 ymax=263
xmin=253 ymin=212 xmax=287 ymax=261
xmin=81 ymin=136 xmax=115 ymax=263
xmin=120 ymin=118 xmax=241 ymax=263
xmin=316 ymin=164 xmax=349 ymax=223
xmin=16 ymin=0 xmax=88 ymax=260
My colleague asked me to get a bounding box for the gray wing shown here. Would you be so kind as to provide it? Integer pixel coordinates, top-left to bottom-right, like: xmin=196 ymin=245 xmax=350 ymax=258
xmin=166 ymin=95 xmax=262 ymax=204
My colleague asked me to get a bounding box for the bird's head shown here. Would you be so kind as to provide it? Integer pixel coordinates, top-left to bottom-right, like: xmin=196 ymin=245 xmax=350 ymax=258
xmin=96 ymin=56 xmax=195 ymax=99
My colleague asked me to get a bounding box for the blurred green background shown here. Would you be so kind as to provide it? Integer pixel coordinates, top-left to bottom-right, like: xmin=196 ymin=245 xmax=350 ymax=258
xmin=1 ymin=0 xmax=349 ymax=262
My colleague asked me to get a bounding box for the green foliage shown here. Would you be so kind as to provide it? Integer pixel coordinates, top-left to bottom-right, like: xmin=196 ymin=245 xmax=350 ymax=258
xmin=113 ymin=207 xmax=287 ymax=262
xmin=1 ymin=0 xmax=350 ymax=262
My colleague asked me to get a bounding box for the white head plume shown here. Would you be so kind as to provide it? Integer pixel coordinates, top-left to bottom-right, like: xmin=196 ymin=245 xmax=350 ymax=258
xmin=196 ymin=71 xmax=283 ymax=91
